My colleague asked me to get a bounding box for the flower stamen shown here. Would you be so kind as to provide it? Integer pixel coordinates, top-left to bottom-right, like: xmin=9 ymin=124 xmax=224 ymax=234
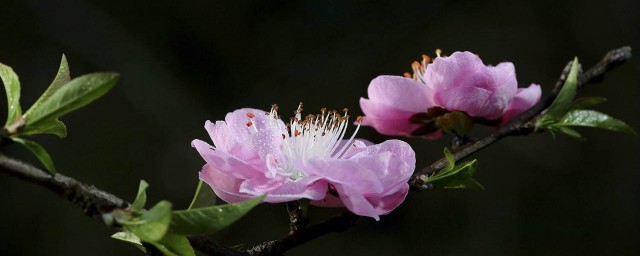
xmin=245 ymin=103 xmax=363 ymax=180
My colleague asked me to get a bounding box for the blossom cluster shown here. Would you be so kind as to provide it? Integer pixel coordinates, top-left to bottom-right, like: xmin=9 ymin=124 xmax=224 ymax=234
xmin=193 ymin=51 xmax=541 ymax=220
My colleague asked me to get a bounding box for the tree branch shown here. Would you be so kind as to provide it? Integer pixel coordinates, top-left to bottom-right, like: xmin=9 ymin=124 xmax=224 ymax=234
xmin=0 ymin=153 xmax=128 ymax=222
xmin=245 ymin=212 xmax=358 ymax=256
xmin=0 ymin=153 xmax=245 ymax=256
xmin=410 ymin=46 xmax=632 ymax=190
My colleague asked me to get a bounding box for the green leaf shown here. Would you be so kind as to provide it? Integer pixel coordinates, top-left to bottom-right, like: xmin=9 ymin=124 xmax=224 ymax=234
xmin=131 ymin=180 xmax=149 ymax=212
xmin=0 ymin=62 xmax=22 ymax=127
xmin=551 ymin=109 xmax=637 ymax=136
xmin=24 ymin=72 xmax=118 ymax=130
xmin=125 ymin=200 xmax=172 ymax=242
xmin=430 ymin=160 xmax=476 ymax=182
xmin=20 ymin=118 xmax=67 ymax=138
xmin=170 ymin=195 xmax=264 ymax=235
xmin=442 ymin=178 xmax=485 ymax=190
xmin=571 ymin=97 xmax=607 ymax=110
xmin=429 ymin=160 xmax=483 ymax=190
xmin=443 ymin=147 xmax=455 ymax=173
xmin=23 ymin=55 xmax=71 ymax=119
xmin=11 ymin=137 xmax=56 ymax=175
xmin=551 ymin=126 xmax=585 ymax=140
xmin=111 ymin=231 xmax=146 ymax=253
xmin=149 ymin=233 xmax=195 ymax=256
xmin=536 ymin=57 xmax=579 ymax=128
xmin=188 ymin=180 xmax=216 ymax=210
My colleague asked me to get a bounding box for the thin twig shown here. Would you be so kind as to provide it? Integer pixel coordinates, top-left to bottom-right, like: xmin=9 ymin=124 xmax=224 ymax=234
xmin=409 ymin=46 xmax=632 ymax=190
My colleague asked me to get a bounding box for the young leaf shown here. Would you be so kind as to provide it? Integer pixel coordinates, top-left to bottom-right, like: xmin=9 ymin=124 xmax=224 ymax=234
xmin=0 ymin=62 xmax=22 ymax=127
xmin=20 ymin=118 xmax=67 ymax=138
xmin=188 ymin=180 xmax=216 ymax=210
xmin=11 ymin=137 xmax=56 ymax=175
xmin=170 ymin=195 xmax=264 ymax=235
xmin=551 ymin=109 xmax=637 ymax=136
xmin=443 ymin=147 xmax=455 ymax=173
xmin=571 ymin=97 xmax=607 ymax=110
xmin=24 ymin=72 xmax=119 ymax=130
xmin=111 ymin=231 xmax=146 ymax=253
xmin=23 ymin=55 xmax=71 ymax=119
xmin=149 ymin=233 xmax=195 ymax=256
xmin=551 ymin=126 xmax=584 ymax=140
xmin=430 ymin=160 xmax=476 ymax=182
xmin=429 ymin=160 xmax=484 ymax=190
xmin=125 ymin=200 xmax=172 ymax=242
xmin=536 ymin=57 xmax=580 ymax=128
xmin=131 ymin=180 xmax=149 ymax=212
xmin=547 ymin=57 xmax=580 ymax=117
xmin=442 ymin=178 xmax=485 ymax=190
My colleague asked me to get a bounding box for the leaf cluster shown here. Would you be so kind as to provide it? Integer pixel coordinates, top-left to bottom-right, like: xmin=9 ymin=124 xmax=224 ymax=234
xmin=1 ymin=55 xmax=118 ymax=174
xmin=112 ymin=180 xmax=263 ymax=255
xmin=535 ymin=58 xmax=636 ymax=139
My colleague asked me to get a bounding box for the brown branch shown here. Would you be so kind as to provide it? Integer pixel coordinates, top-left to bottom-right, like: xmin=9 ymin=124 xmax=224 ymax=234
xmin=0 ymin=153 xmax=128 ymax=222
xmin=245 ymin=212 xmax=358 ymax=256
xmin=188 ymin=236 xmax=248 ymax=256
xmin=0 ymin=153 xmax=245 ymax=256
xmin=410 ymin=46 xmax=632 ymax=190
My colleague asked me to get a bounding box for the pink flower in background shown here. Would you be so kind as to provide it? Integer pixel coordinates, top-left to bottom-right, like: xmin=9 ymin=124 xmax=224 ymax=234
xmin=360 ymin=50 xmax=542 ymax=137
xmin=193 ymin=105 xmax=416 ymax=220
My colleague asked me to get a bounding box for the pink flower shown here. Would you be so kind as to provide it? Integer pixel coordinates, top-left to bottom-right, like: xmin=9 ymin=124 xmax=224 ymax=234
xmin=193 ymin=105 xmax=416 ymax=220
xmin=360 ymin=51 xmax=542 ymax=136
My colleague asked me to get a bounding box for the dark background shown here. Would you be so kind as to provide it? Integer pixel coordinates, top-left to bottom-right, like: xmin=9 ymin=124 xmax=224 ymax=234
xmin=1 ymin=0 xmax=639 ymax=255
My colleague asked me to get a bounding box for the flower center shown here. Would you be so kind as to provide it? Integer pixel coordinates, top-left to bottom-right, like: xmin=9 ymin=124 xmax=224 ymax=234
xmin=246 ymin=103 xmax=363 ymax=180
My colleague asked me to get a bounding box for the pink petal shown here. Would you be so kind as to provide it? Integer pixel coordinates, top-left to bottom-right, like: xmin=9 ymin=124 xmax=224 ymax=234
xmin=192 ymin=139 xmax=263 ymax=179
xmin=365 ymin=183 xmax=410 ymax=216
xmin=483 ymin=62 xmax=518 ymax=119
xmin=238 ymin=176 xmax=284 ymax=195
xmin=502 ymin=83 xmax=542 ymax=123
xmin=199 ymin=164 xmax=254 ymax=203
xmin=333 ymin=184 xmax=380 ymax=220
xmin=310 ymin=140 xmax=415 ymax=220
xmin=366 ymin=75 xmax=434 ymax=112
xmin=303 ymin=158 xmax=384 ymax=194
xmin=259 ymin=178 xmax=329 ymax=203
xmin=426 ymin=51 xmax=490 ymax=92
xmin=434 ymin=85 xmax=493 ymax=117
xmin=349 ymin=140 xmax=416 ymax=185
xmin=359 ymin=98 xmax=422 ymax=136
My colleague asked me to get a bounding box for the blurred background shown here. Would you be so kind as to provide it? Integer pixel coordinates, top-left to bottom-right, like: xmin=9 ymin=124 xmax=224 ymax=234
xmin=0 ymin=0 xmax=639 ymax=255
